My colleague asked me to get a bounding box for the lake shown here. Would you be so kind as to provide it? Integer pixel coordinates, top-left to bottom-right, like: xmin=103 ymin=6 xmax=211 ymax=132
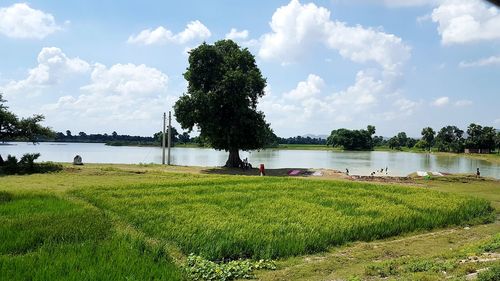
xmin=1 ymin=142 xmax=499 ymax=178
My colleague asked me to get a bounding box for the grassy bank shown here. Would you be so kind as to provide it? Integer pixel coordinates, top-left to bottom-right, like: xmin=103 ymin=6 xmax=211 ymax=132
xmin=0 ymin=164 xmax=498 ymax=280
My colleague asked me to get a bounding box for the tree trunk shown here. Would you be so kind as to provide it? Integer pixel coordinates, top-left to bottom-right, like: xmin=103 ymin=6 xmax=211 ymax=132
xmin=225 ymin=149 xmax=242 ymax=168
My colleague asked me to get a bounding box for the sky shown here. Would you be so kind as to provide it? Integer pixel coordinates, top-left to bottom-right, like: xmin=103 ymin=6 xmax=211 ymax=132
xmin=0 ymin=0 xmax=499 ymax=138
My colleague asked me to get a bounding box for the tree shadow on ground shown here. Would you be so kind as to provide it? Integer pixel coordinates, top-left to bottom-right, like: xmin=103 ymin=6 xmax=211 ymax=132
xmin=200 ymin=167 xmax=316 ymax=177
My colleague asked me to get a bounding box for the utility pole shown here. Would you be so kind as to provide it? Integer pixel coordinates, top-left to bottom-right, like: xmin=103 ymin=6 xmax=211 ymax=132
xmin=162 ymin=112 xmax=166 ymax=165
xmin=167 ymin=111 xmax=172 ymax=165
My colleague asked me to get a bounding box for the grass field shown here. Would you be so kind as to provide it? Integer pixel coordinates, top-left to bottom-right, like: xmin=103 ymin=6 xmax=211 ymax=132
xmin=257 ymin=175 xmax=500 ymax=280
xmin=0 ymin=164 xmax=498 ymax=280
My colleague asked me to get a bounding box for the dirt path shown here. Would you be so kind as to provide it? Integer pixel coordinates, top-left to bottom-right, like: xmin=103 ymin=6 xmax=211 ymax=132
xmin=254 ymin=218 xmax=500 ymax=281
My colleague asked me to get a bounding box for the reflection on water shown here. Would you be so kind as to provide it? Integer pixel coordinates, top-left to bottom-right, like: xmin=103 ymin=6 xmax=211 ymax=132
xmin=1 ymin=142 xmax=499 ymax=179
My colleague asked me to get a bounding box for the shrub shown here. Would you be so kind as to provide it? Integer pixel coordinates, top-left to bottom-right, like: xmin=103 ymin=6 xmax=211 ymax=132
xmin=19 ymin=153 xmax=41 ymax=173
xmin=479 ymin=234 xmax=500 ymax=253
xmin=184 ymin=254 xmax=275 ymax=281
xmin=404 ymin=259 xmax=455 ymax=273
xmin=0 ymin=153 xmax=62 ymax=175
xmin=365 ymin=261 xmax=399 ymax=277
xmin=477 ymin=264 xmax=500 ymax=281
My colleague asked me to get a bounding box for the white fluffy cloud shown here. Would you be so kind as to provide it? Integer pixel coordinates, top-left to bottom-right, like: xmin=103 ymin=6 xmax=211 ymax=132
xmin=258 ymin=0 xmax=410 ymax=71
xmin=46 ymin=63 xmax=169 ymax=123
xmin=459 ymin=55 xmax=500 ymax=67
xmin=1 ymin=47 xmax=89 ymax=95
xmin=0 ymin=3 xmax=61 ymax=39
xmin=225 ymin=28 xmax=249 ymax=40
xmin=283 ymin=74 xmax=324 ymax=100
xmin=431 ymin=0 xmax=500 ymax=44
xmin=1 ymin=47 xmax=171 ymax=134
xmin=328 ymin=71 xmax=381 ymax=108
xmin=256 ymin=0 xmax=418 ymax=135
xmin=432 ymin=96 xmax=450 ymax=106
xmin=81 ymin=63 xmax=167 ymax=96
xmin=127 ymin=20 xmax=211 ymax=45
xmin=259 ymin=71 xmax=420 ymax=133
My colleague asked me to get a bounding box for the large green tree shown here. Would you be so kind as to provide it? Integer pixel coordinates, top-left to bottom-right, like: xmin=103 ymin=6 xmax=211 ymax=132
xmin=327 ymin=126 xmax=376 ymax=150
xmin=466 ymin=123 xmax=496 ymax=150
xmin=153 ymin=127 xmax=179 ymax=146
xmin=174 ymin=40 xmax=270 ymax=167
xmin=0 ymin=94 xmax=53 ymax=162
xmin=435 ymin=125 xmax=464 ymax=153
xmin=0 ymin=94 xmax=53 ymax=143
xmin=420 ymin=127 xmax=435 ymax=152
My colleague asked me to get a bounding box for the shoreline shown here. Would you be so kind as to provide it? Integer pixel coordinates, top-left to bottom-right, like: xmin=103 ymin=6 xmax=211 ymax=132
xmin=47 ymin=163 xmax=499 ymax=183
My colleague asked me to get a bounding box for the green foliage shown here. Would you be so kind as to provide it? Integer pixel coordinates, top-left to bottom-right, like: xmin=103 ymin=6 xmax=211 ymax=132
xmin=73 ymin=176 xmax=493 ymax=261
xmin=153 ymin=127 xmax=179 ymax=146
xmin=477 ymin=264 xmax=500 ymax=281
xmin=327 ymin=125 xmax=376 ymax=150
xmin=403 ymin=259 xmax=455 ymax=273
xmin=365 ymin=260 xmax=400 ymax=277
xmin=421 ymin=127 xmax=436 ymax=151
xmin=0 ymin=94 xmax=53 ymax=142
xmin=435 ymin=125 xmax=465 ymax=153
xmin=496 ymin=131 xmax=500 ymax=152
xmin=415 ymin=139 xmax=429 ymax=150
xmin=174 ymin=40 xmax=269 ymax=167
xmin=466 ymin=123 xmax=497 ymax=150
xmin=366 ymin=258 xmax=455 ymax=278
xmin=387 ymin=132 xmax=418 ymax=150
xmin=185 ymin=254 xmax=275 ymax=281
xmin=0 ymin=153 xmax=62 ymax=175
xmin=478 ymin=233 xmax=500 ymax=252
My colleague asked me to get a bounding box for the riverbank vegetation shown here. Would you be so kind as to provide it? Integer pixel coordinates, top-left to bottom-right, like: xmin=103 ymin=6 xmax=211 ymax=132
xmin=0 ymin=153 xmax=62 ymax=175
xmin=1 ymin=164 xmax=497 ymax=280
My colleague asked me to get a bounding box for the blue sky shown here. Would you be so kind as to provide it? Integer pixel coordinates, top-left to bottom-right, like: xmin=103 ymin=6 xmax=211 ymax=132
xmin=0 ymin=0 xmax=499 ymax=138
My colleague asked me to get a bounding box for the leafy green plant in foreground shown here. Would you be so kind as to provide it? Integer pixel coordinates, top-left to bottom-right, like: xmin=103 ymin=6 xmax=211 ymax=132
xmin=185 ymin=254 xmax=276 ymax=281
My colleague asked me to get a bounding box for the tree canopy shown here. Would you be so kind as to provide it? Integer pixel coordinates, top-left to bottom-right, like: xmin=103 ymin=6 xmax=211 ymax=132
xmin=420 ymin=127 xmax=435 ymax=152
xmin=435 ymin=125 xmax=464 ymax=153
xmin=0 ymin=94 xmax=53 ymax=144
xmin=174 ymin=40 xmax=270 ymax=167
xmin=326 ymin=126 xmax=376 ymax=150
xmin=465 ymin=123 xmax=496 ymax=150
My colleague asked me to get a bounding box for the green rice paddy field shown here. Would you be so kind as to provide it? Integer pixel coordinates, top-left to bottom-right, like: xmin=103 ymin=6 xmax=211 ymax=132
xmin=0 ymin=164 xmax=498 ymax=280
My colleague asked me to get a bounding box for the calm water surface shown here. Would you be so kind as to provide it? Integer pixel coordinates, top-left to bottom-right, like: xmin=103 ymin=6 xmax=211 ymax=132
xmin=1 ymin=142 xmax=499 ymax=178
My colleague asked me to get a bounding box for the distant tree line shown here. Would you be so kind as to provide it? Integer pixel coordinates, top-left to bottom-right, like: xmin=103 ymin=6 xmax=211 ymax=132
xmin=325 ymin=123 xmax=500 ymax=153
xmin=410 ymin=123 xmax=498 ymax=153
xmin=278 ymin=136 xmax=327 ymax=145
xmin=51 ymin=128 xmax=199 ymax=147
xmin=53 ymin=130 xmax=155 ymax=144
